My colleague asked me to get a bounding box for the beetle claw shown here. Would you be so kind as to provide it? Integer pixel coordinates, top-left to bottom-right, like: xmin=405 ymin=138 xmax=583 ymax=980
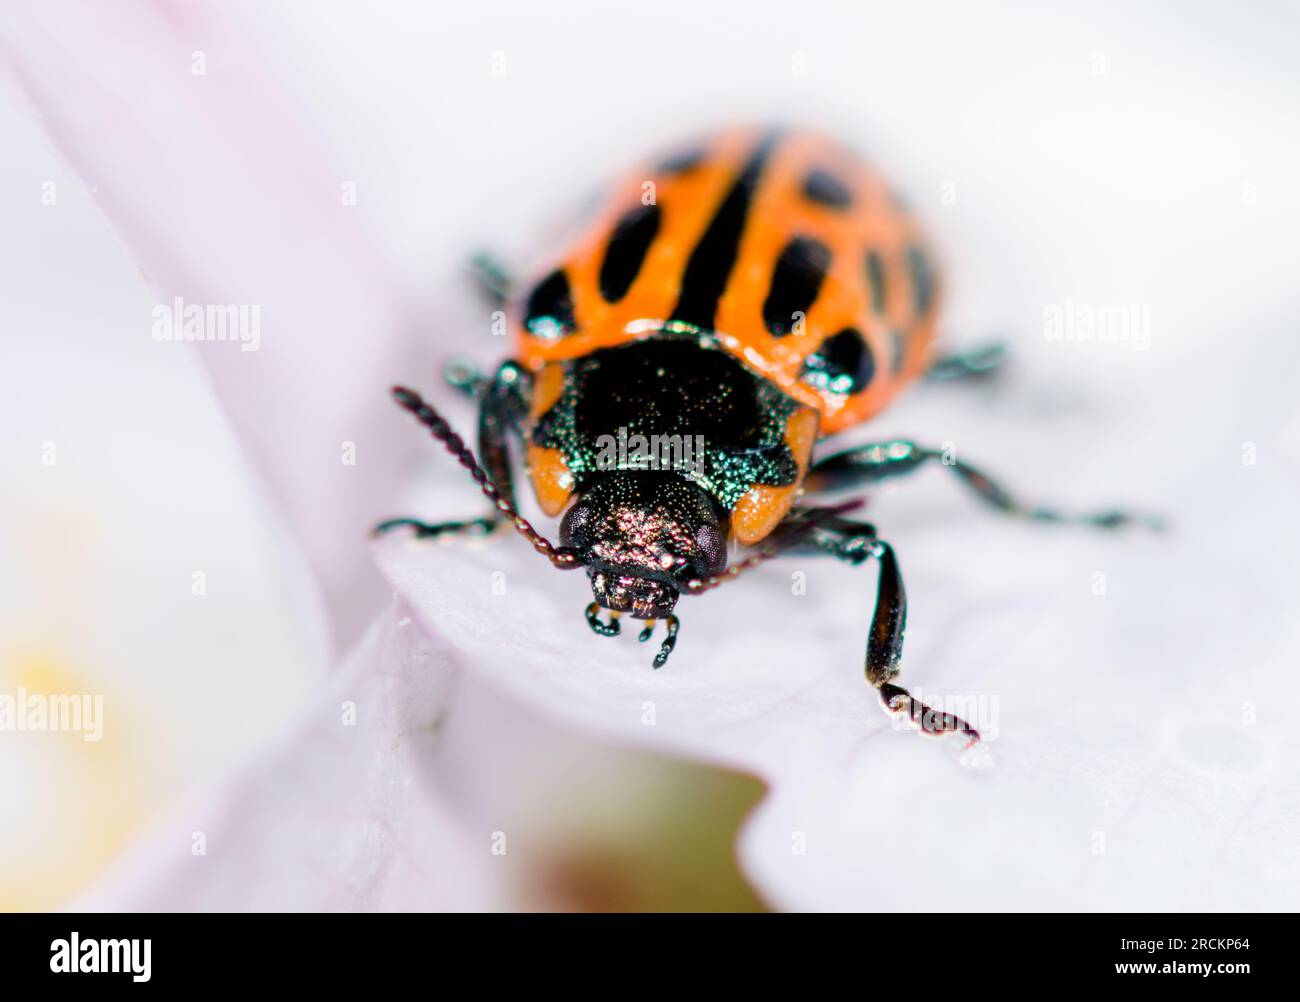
xmin=878 ymin=682 xmax=981 ymax=750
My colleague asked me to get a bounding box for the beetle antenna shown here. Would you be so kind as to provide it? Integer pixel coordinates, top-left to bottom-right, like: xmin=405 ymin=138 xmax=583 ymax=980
xmin=684 ymin=500 xmax=864 ymax=594
xmin=390 ymin=385 xmax=582 ymax=571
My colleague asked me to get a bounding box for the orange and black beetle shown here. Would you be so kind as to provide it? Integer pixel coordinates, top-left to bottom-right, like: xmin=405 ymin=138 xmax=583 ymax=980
xmin=379 ymin=127 xmax=1158 ymax=747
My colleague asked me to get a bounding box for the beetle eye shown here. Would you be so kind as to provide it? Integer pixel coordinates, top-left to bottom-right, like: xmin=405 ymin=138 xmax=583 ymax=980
xmin=559 ymin=502 xmax=594 ymax=549
xmin=694 ymin=523 xmax=727 ymax=577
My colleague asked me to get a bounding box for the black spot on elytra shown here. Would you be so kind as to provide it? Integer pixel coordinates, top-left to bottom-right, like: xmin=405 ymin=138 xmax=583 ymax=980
xmin=802 ymin=168 xmax=852 ymax=208
xmin=657 ymin=148 xmax=707 ymax=175
xmin=906 ymin=246 xmax=934 ymax=315
xmin=764 ymin=236 xmax=831 ymax=336
xmin=523 ymin=269 xmax=576 ymax=339
xmin=599 ymin=204 xmax=660 ymax=303
xmin=801 ymin=327 xmax=875 ymax=396
xmin=865 ymin=249 xmax=886 ymax=314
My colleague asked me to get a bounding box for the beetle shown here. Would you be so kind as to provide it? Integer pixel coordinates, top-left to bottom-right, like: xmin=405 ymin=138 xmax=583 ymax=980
xmin=377 ymin=127 xmax=1160 ymax=747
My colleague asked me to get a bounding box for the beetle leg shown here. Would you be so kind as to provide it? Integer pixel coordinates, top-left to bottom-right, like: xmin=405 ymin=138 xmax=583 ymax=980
xmin=805 ymin=439 xmax=1164 ymax=531
xmin=441 ymin=250 xmax=516 ymax=399
xmin=924 ymin=340 xmax=1009 ymax=382
xmin=442 ymin=358 xmax=489 ymax=399
xmin=858 ymin=539 xmax=979 ymax=747
xmin=786 ymin=513 xmax=980 ymax=748
xmin=468 ymin=250 xmax=512 ymax=311
xmin=476 ymin=361 xmax=529 ymax=508
xmin=373 ymin=515 xmax=498 ymax=540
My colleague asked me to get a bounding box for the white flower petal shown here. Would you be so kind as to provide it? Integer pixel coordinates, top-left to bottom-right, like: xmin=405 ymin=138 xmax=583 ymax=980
xmin=0 ymin=0 xmax=424 ymax=647
xmin=74 ymin=606 xmax=501 ymax=911
xmin=0 ymin=75 xmax=323 ymax=906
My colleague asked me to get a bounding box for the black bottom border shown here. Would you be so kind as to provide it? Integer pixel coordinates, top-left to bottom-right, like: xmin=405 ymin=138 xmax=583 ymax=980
xmin=1 ymin=912 xmax=1284 ymax=988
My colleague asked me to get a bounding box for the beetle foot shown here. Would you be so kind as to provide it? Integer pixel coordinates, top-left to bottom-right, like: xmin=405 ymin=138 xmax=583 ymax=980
xmin=878 ymin=682 xmax=980 ymax=750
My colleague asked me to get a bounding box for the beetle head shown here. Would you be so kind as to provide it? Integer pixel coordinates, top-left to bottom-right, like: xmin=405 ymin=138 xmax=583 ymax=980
xmin=560 ymin=471 xmax=728 ymax=619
